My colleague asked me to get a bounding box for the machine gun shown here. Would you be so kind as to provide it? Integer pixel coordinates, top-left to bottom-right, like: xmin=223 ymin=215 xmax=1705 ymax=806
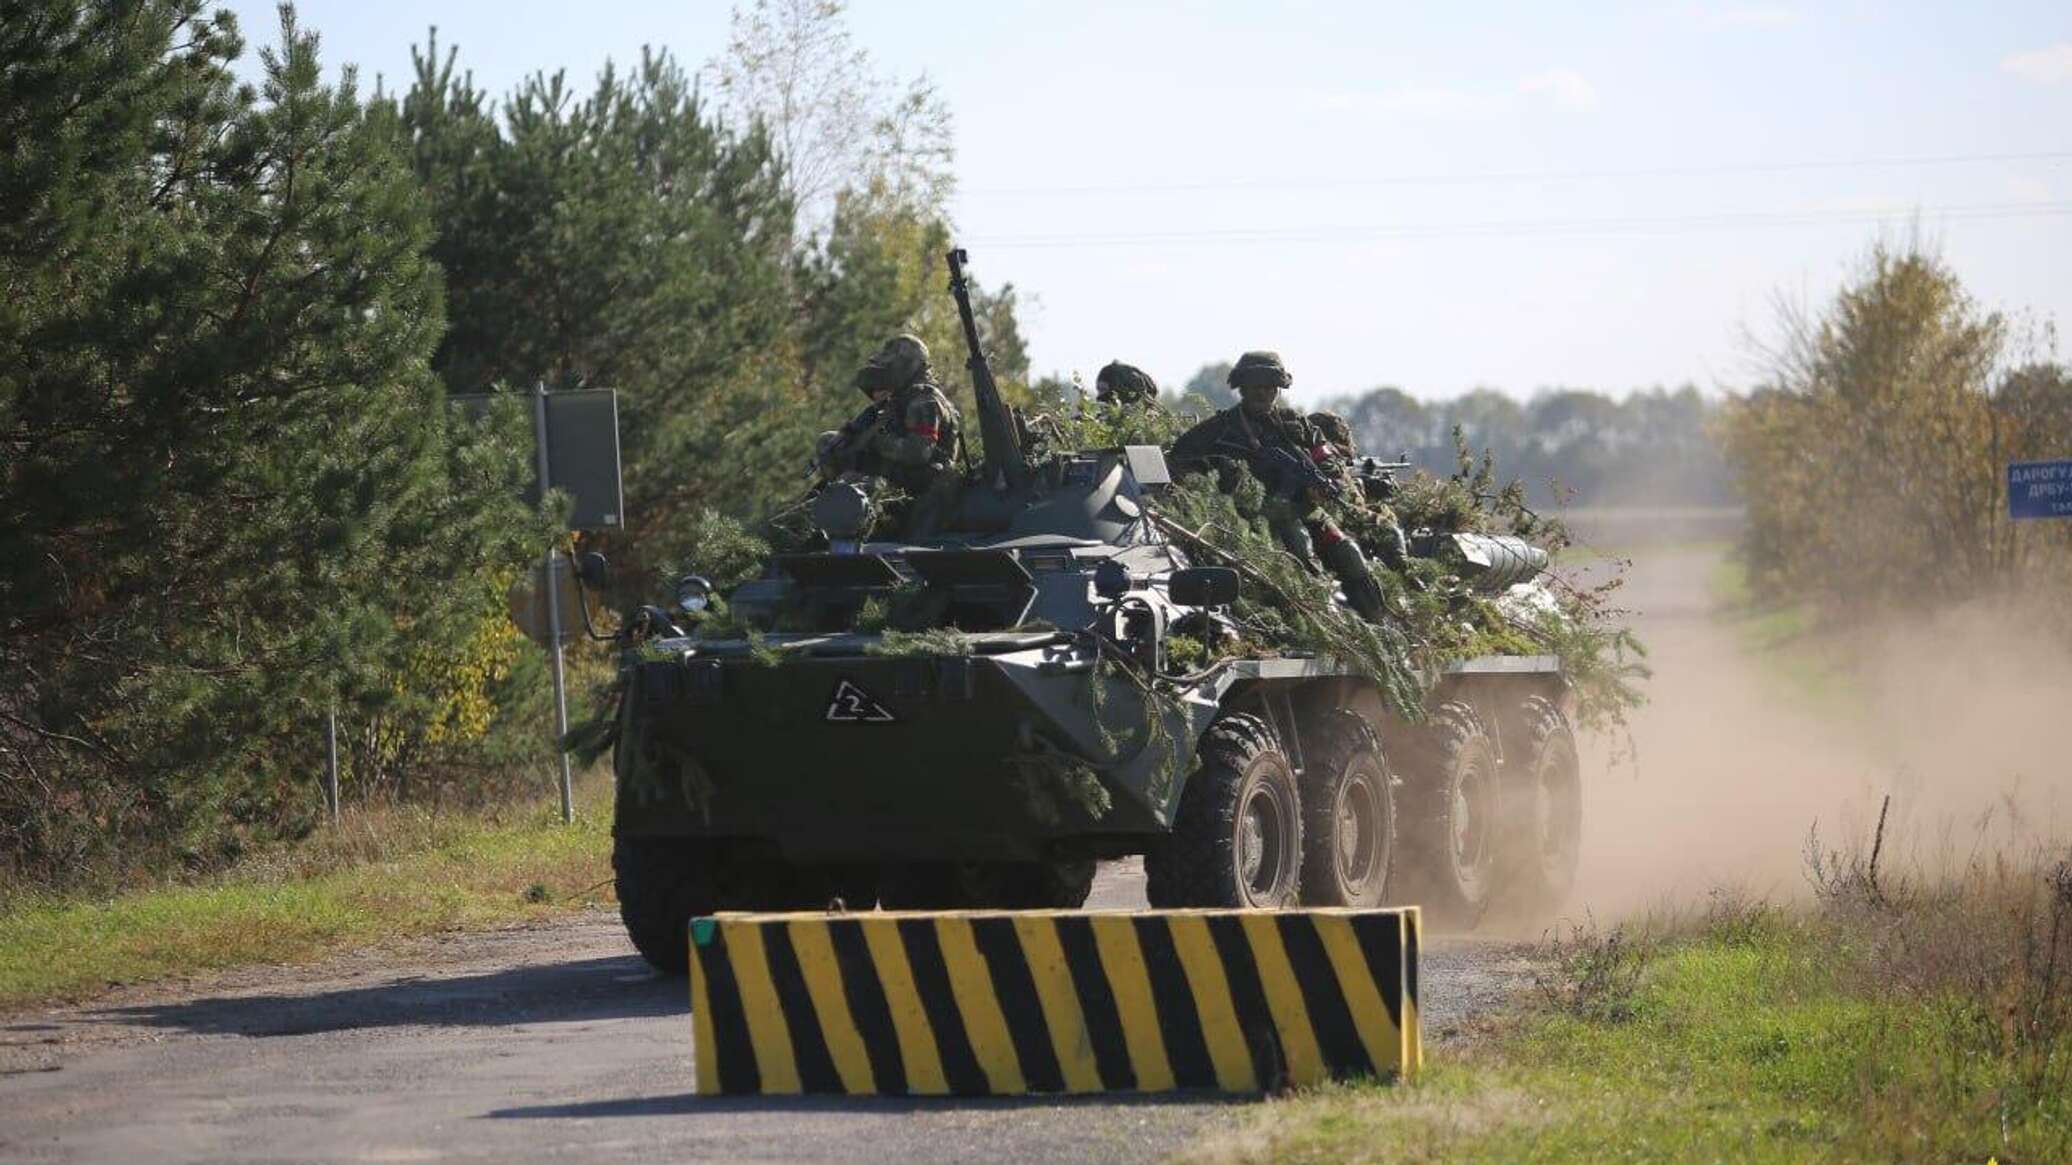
xmin=1350 ymin=455 xmax=1413 ymax=502
xmin=946 ymin=247 xmax=1028 ymax=492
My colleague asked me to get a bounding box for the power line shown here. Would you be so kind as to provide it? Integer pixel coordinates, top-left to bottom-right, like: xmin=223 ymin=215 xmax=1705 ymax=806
xmin=962 ymin=149 xmax=2072 ymax=199
xmin=967 ymin=201 xmax=2072 ymax=249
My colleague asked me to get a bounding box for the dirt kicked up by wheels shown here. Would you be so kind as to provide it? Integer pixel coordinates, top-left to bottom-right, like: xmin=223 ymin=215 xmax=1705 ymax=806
xmin=596 ymin=247 xmax=1602 ymax=971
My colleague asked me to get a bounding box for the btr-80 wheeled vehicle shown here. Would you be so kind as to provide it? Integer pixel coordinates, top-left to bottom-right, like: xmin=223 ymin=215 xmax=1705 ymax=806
xmin=609 ymin=251 xmax=1582 ymax=973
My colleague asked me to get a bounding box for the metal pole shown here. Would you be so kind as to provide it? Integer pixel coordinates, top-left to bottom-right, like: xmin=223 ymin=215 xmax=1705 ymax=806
xmin=534 ymin=382 xmax=575 ymax=825
xmin=324 ymin=702 xmax=340 ymax=825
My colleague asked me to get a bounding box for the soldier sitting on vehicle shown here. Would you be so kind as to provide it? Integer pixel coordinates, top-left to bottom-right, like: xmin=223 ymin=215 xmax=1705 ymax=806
xmin=1093 ymin=360 xmax=1161 ymax=408
xmin=1167 ymin=352 xmax=1389 ymax=622
xmin=813 ymin=334 xmax=963 ymax=538
xmin=1308 ymin=411 xmax=1411 ymax=572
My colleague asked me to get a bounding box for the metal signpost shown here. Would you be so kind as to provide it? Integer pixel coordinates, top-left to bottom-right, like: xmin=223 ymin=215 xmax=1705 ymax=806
xmin=453 ymin=386 xmax=625 ymax=825
xmin=532 ymin=383 xmax=576 ymax=824
xmin=2008 ymin=459 xmax=2072 ymax=521
xmin=324 ymin=703 xmax=340 ymax=825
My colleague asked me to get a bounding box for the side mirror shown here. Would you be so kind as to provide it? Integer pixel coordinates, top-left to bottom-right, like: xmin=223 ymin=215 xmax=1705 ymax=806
xmin=1168 ymin=566 xmax=1240 ymax=608
xmin=1092 ymin=559 xmax=1132 ymax=598
xmin=574 ymin=551 xmax=610 ymax=589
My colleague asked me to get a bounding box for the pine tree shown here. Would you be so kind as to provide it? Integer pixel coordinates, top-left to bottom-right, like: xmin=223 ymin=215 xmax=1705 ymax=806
xmin=390 ymin=42 xmax=806 ymax=579
xmin=1 ymin=3 xmax=538 ymax=880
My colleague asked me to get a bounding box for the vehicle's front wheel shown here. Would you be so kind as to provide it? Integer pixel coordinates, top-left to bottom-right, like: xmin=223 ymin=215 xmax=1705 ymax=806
xmin=612 ymin=837 xmax=718 ymax=975
xmin=1299 ymin=711 xmax=1396 ymax=908
xmin=1147 ymin=712 xmax=1303 ymax=908
xmin=1397 ymin=701 xmax=1500 ymax=927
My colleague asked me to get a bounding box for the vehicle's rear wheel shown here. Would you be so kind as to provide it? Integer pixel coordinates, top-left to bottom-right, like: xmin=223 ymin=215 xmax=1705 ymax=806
xmin=1501 ymin=695 xmax=1581 ymax=916
xmin=1298 ymin=711 xmax=1396 ymax=908
xmin=878 ymin=860 xmax=1095 ymax=909
xmin=1146 ymin=712 xmax=1303 ymax=908
xmin=613 ymin=837 xmax=718 ymax=975
xmin=1397 ymin=701 xmax=1500 ymax=927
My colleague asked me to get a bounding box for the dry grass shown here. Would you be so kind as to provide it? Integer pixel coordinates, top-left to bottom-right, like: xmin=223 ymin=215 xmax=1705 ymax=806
xmin=0 ymin=779 xmax=614 ymax=1010
xmin=1180 ymin=813 xmax=2072 ymax=1164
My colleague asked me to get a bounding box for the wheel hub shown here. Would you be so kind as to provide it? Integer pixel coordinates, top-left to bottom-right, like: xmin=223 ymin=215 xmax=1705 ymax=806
xmin=1335 ymin=773 xmax=1380 ymax=890
xmin=1240 ymin=806 xmax=1267 ymax=887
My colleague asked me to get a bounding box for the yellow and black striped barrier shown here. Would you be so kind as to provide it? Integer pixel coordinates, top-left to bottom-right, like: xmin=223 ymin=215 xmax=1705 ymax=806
xmin=687 ymin=907 xmax=1420 ymax=1096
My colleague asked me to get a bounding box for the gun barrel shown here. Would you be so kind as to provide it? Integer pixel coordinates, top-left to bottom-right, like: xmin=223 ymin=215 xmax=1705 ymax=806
xmin=946 ymin=248 xmax=1028 ymax=491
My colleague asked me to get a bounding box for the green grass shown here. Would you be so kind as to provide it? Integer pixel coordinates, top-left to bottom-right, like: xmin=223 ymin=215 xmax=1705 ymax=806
xmin=1180 ymin=897 xmax=2071 ymax=1164
xmin=0 ymin=785 xmax=614 ymax=1009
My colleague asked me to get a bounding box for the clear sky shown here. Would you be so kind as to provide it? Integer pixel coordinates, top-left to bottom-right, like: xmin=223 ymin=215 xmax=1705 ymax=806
xmin=221 ymin=0 xmax=2072 ymax=406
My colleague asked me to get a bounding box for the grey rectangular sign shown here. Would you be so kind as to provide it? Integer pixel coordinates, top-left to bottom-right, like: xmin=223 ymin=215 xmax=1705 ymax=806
xmin=450 ymin=388 xmax=625 ymax=531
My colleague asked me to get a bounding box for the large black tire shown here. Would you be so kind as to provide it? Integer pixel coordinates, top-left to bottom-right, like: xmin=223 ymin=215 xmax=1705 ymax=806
xmin=613 ymin=837 xmax=717 ymax=975
xmin=1146 ymin=712 xmax=1304 ymax=908
xmin=1499 ymin=696 xmax=1582 ymax=917
xmin=878 ymin=860 xmax=1095 ymax=910
xmin=1396 ymin=702 xmax=1500 ymax=927
xmin=1298 ymin=711 xmax=1396 ymax=908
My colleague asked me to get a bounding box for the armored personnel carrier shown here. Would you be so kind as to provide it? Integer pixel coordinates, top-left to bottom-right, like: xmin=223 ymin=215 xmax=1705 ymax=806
xmin=609 ymin=251 xmax=1582 ymax=973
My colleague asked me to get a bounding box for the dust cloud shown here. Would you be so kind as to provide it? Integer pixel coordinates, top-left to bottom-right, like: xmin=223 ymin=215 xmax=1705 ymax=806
xmin=1564 ymin=543 xmax=2072 ymax=923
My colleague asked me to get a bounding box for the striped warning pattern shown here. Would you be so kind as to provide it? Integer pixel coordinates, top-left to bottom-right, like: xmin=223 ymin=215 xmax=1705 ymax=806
xmin=687 ymin=907 xmax=1420 ymax=1096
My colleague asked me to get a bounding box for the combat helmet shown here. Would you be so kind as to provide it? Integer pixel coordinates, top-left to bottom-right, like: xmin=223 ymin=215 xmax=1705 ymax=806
xmin=1229 ymin=350 xmax=1290 ymax=413
xmin=1095 ymin=360 xmax=1158 ymax=405
xmin=856 ymin=333 xmax=932 ymax=394
xmin=1309 ymin=411 xmax=1356 ymax=457
xmin=1228 ymin=351 xmax=1291 ymax=390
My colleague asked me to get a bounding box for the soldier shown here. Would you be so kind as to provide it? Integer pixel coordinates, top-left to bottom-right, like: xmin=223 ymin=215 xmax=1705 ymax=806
xmin=1093 ymin=360 xmax=1160 ymax=407
xmin=1167 ymin=352 xmax=1388 ymax=622
xmin=1308 ymin=411 xmax=1356 ymax=460
xmin=1308 ymin=411 xmax=1410 ymax=571
xmin=814 ymin=334 xmax=963 ymax=537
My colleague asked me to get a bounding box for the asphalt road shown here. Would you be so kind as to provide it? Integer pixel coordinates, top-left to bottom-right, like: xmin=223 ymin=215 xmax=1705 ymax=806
xmin=0 ymin=863 xmax=1532 ymax=1165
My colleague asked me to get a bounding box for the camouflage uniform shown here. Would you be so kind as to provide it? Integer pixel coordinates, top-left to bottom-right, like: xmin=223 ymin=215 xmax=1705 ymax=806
xmin=817 ymin=334 xmax=963 ymax=536
xmin=1308 ymin=411 xmax=1409 ymax=571
xmin=1168 ymin=353 xmax=1389 ymax=622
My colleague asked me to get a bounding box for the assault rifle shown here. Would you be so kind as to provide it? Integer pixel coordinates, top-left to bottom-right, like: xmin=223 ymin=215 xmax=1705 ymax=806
xmin=946 ymin=247 xmax=1028 ymax=491
xmin=1216 ymin=436 xmax=1347 ymax=504
xmin=808 ymin=400 xmax=888 ymax=477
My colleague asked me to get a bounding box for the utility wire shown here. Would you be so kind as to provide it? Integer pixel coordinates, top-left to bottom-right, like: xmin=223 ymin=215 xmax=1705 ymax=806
xmin=968 ymin=200 xmax=2072 ymax=249
xmin=963 ymin=149 xmax=2072 ymax=198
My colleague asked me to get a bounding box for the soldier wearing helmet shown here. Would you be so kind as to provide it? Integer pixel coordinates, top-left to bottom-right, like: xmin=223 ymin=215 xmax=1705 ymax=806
xmin=1093 ymin=360 xmax=1160 ymax=407
xmin=1309 ymin=410 xmax=1411 ymax=572
xmin=1167 ymin=352 xmax=1390 ymax=622
xmin=814 ymin=334 xmax=963 ymax=536
xmin=815 ymin=335 xmax=959 ymax=488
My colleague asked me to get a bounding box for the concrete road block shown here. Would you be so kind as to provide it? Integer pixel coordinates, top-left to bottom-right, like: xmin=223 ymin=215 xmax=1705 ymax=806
xmin=688 ymin=907 xmax=1421 ymax=1096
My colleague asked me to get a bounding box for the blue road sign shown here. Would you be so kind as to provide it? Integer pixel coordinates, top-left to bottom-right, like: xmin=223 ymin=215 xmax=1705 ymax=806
xmin=2009 ymin=459 xmax=2072 ymax=520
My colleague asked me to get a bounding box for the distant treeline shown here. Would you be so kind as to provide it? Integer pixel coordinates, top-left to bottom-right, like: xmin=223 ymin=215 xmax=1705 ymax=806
xmin=1171 ymin=366 xmax=1733 ymax=510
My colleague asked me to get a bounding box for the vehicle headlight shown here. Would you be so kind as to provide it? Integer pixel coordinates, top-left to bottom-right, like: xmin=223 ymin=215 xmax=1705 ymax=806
xmin=674 ymin=575 xmax=713 ymax=614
